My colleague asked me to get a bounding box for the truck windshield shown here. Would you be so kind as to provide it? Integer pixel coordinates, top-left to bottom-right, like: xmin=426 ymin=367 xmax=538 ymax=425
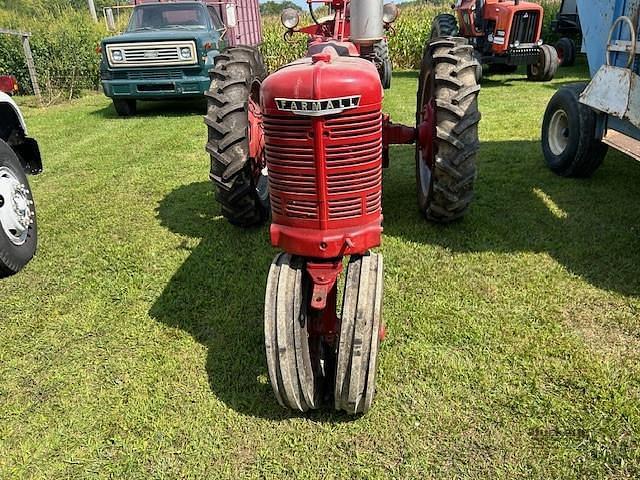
xmin=127 ymin=4 xmax=213 ymax=31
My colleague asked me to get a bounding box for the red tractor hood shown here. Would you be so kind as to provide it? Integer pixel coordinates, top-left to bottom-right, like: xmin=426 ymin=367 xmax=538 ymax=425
xmin=261 ymin=48 xmax=382 ymax=116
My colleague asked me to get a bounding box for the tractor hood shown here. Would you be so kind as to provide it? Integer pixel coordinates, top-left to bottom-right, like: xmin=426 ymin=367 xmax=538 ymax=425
xmin=261 ymin=48 xmax=383 ymax=116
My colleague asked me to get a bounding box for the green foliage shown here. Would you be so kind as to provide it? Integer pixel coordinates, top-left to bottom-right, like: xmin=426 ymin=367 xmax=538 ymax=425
xmin=0 ymin=0 xmax=564 ymax=98
xmin=260 ymin=1 xmax=302 ymax=16
xmin=0 ymin=10 xmax=106 ymax=99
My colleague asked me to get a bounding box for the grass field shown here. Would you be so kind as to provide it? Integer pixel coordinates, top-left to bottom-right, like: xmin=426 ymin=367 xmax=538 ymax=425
xmin=1 ymin=60 xmax=639 ymax=478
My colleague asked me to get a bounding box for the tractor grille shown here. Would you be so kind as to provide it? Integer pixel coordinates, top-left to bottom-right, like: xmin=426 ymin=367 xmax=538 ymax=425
xmin=264 ymin=110 xmax=383 ymax=223
xmin=509 ymin=11 xmax=540 ymax=45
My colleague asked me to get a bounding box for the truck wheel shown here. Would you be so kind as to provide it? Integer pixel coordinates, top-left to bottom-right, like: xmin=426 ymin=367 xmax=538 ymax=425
xmin=527 ymin=44 xmax=559 ymax=81
xmin=113 ymin=99 xmax=136 ymax=117
xmin=555 ymin=37 xmax=576 ymax=67
xmin=265 ymin=253 xmax=320 ymax=412
xmin=416 ymin=38 xmax=481 ymax=223
xmin=542 ymin=83 xmax=608 ymax=177
xmin=205 ymin=46 xmax=268 ymax=227
xmin=335 ymin=253 xmax=383 ymax=415
xmin=431 ymin=13 xmax=459 ymax=38
xmin=0 ymin=139 xmax=37 ymax=278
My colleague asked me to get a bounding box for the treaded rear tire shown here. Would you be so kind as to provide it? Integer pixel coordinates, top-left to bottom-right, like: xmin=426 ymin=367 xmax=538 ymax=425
xmin=431 ymin=13 xmax=459 ymax=38
xmin=0 ymin=139 xmax=37 ymax=278
xmin=416 ymin=37 xmax=481 ymax=223
xmin=204 ymin=46 xmax=268 ymax=227
xmin=542 ymin=83 xmax=608 ymax=177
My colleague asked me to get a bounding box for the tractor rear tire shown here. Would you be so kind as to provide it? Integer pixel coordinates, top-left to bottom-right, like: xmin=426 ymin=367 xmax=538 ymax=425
xmin=555 ymin=37 xmax=576 ymax=67
xmin=374 ymin=40 xmax=392 ymax=89
xmin=0 ymin=139 xmax=37 ymax=278
xmin=335 ymin=253 xmax=383 ymax=415
xmin=113 ymin=99 xmax=136 ymax=117
xmin=527 ymin=44 xmax=559 ymax=82
xmin=431 ymin=13 xmax=459 ymax=38
xmin=265 ymin=253 xmax=320 ymax=412
xmin=416 ymin=37 xmax=481 ymax=223
xmin=205 ymin=46 xmax=268 ymax=227
xmin=542 ymin=83 xmax=608 ymax=177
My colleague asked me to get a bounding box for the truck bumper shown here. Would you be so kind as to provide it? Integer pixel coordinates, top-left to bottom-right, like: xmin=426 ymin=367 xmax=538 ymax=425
xmin=101 ymin=74 xmax=211 ymax=100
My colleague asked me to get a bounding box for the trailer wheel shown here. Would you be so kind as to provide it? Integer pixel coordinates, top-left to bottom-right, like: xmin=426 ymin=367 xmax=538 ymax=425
xmin=113 ymin=99 xmax=136 ymax=117
xmin=527 ymin=44 xmax=559 ymax=81
xmin=335 ymin=253 xmax=384 ymax=415
xmin=205 ymin=46 xmax=268 ymax=227
xmin=265 ymin=254 xmax=320 ymax=412
xmin=431 ymin=13 xmax=459 ymax=38
xmin=416 ymin=37 xmax=481 ymax=223
xmin=555 ymin=37 xmax=576 ymax=67
xmin=542 ymin=83 xmax=608 ymax=177
xmin=0 ymin=139 xmax=37 ymax=278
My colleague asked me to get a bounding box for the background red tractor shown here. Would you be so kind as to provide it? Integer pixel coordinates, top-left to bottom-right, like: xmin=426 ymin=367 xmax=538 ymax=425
xmin=204 ymin=0 xmax=481 ymax=414
xmin=434 ymin=0 xmax=559 ymax=81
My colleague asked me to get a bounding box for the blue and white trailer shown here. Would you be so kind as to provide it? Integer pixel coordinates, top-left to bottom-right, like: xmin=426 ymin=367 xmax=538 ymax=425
xmin=542 ymin=0 xmax=640 ymax=176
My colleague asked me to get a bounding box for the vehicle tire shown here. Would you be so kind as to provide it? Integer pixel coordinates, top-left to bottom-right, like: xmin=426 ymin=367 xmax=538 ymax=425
xmin=335 ymin=253 xmax=383 ymax=415
xmin=205 ymin=46 xmax=268 ymax=227
xmin=373 ymin=40 xmax=392 ymax=89
xmin=527 ymin=44 xmax=559 ymax=81
xmin=542 ymin=83 xmax=608 ymax=177
xmin=415 ymin=37 xmax=481 ymax=223
xmin=113 ymin=99 xmax=136 ymax=117
xmin=555 ymin=37 xmax=576 ymax=67
xmin=0 ymin=139 xmax=37 ymax=278
xmin=431 ymin=13 xmax=459 ymax=39
xmin=265 ymin=253 xmax=320 ymax=412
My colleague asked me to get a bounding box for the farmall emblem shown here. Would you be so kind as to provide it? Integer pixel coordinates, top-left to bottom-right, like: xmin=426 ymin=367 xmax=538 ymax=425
xmin=275 ymin=96 xmax=361 ymax=116
xmin=144 ymin=50 xmax=159 ymax=59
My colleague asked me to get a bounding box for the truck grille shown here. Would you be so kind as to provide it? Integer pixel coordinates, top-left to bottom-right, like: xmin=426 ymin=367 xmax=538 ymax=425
xmin=264 ymin=110 xmax=383 ymax=224
xmin=106 ymin=41 xmax=197 ymax=68
xmin=509 ymin=11 xmax=540 ymax=45
xmin=112 ymin=70 xmax=184 ymax=80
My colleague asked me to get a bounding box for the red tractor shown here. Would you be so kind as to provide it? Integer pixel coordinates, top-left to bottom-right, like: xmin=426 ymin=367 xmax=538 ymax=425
xmin=204 ymin=0 xmax=481 ymax=414
xmin=434 ymin=0 xmax=559 ymax=81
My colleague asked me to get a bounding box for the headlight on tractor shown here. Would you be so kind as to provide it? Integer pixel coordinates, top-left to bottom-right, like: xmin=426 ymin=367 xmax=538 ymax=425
xmin=180 ymin=47 xmax=191 ymax=59
xmin=281 ymin=8 xmax=299 ymax=30
xmin=382 ymin=2 xmax=399 ymax=24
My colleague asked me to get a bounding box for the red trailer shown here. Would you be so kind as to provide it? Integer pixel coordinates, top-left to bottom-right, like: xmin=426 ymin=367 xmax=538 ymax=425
xmin=131 ymin=0 xmax=261 ymax=46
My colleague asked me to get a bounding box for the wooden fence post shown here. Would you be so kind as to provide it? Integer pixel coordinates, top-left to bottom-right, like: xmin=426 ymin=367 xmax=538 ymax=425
xmin=21 ymin=34 xmax=42 ymax=106
xmin=88 ymin=0 xmax=99 ymax=22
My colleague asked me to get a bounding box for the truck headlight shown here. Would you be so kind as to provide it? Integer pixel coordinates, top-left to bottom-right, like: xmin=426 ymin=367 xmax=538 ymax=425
xmin=281 ymin=8 xmax=299 ymax=29
xmin=383 ymin=3 xmax=399 ymax=24
xmin=180 ymin=47 xmax=192 ymax=59
xmin=112 ymin=49 xmax=123 ymax=62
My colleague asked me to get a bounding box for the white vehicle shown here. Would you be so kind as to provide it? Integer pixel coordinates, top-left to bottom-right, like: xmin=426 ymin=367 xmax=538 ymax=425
xmin=0 ymin=92 xmax=41 ymax=277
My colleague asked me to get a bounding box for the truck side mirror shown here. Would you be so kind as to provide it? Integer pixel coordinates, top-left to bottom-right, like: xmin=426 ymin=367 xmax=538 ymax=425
xmin=225 ymin=4 xmax=238 ymax=28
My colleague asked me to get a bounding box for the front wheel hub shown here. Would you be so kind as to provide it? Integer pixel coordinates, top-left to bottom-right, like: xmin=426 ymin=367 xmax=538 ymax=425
xmin=0 ymin=167 xmax=33 ymax=245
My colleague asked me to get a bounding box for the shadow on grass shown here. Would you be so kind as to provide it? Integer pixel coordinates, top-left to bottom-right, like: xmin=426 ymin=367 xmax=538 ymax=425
xmin=383 ymin=141 xmax=640 ymax=297
xmin=91 ymin=98 xmax=207 ymax=119
xmin=149 ymin=181 xmax=352 ymax=421
xmin=150 ymin=140 xmax=640 ymax=418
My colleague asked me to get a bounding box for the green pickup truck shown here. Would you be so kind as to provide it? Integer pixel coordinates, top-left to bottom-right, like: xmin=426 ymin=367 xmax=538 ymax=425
xmin=100 ymin=0 xmax=262 ymax=116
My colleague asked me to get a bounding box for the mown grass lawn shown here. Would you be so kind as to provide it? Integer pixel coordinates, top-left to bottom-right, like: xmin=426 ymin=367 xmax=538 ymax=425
xmin=1 ymin=60 xmax=639 ymax=478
